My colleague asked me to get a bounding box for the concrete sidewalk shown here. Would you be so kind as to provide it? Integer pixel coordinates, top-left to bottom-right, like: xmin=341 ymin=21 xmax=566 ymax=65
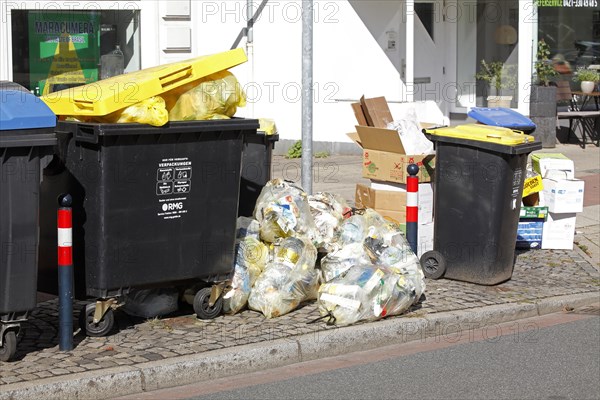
xmin=1 ymin=144 xmax=599 ymax=400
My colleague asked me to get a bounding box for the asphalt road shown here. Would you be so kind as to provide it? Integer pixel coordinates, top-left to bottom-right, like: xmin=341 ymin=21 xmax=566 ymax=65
xmin=117 ymin=308 xmax=600 ymax=400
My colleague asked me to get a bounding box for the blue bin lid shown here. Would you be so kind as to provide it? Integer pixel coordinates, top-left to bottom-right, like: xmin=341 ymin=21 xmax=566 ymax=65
xmin=468 ymin=107 xmax=536 ymax=129
xmin=0 ymin=82 xmax=56 ymax=131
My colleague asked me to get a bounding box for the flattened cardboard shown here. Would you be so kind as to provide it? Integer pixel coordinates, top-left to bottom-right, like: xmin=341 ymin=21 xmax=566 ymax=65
xmin=351 ymin=102 xmax=369 ymax=126
xmin=360 ymin=96 xmax=393 ymax=128
xmin=356 ymin=125 xmax=406 ymax=154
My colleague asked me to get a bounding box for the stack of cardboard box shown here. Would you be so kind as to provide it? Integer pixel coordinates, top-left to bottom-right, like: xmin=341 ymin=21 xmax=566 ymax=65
xmin=348 ymin=97 xmax=437 ymax=256
xmin=531 ymin=153 xmax=585 ymax=250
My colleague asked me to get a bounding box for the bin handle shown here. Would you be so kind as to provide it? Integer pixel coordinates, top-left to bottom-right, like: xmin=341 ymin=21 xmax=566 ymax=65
xmin=159 ymin=66 xmax=193 ymax=89
xmin=74 ymin=125 xmax=99 ymax=144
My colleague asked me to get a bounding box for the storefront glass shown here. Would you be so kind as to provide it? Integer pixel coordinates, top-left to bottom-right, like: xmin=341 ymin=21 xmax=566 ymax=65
xmin=537 ymin=3 xmax=600 ymax=81
xmin=456 ymin=0 xmax=520 ymax=109
xmin=11 ymin=10 xmax=140 ymax=95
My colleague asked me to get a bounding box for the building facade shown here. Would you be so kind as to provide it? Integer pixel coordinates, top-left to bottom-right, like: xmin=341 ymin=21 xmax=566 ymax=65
xmin=1 ymin=0 xmax=598 ymax=149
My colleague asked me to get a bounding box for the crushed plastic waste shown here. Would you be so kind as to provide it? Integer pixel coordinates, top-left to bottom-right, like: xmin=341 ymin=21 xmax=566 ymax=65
xmin=318 ymin=263 xmax=423 ymax=326
xmin=223 ymin=217 xmax=269 ymax=315
xmin=227 ymin=178 xmax=426 ymax=324
xmin=248 ymin=237 xmax=319 ymax=318
xmin=308 ymin=192 xmax=352 ymax=252
xmin=317 ymin=210 xmax=425 ymax=325
xmin=320 ymin=242 xmax=371 ymax=282
xmin=253 ymin=179 xmax=320 ymax=245
xmin=121 ymin=288 xmax=179 ymax=318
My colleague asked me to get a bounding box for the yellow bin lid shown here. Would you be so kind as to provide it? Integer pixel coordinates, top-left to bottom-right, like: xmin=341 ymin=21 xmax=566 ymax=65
xmin=424 ymin=124 xmax=536 ymax=145
xmin=41 ymin=48 xmax=247 ymax=116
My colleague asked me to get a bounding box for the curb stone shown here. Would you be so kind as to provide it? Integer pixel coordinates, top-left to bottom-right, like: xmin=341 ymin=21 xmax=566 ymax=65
xmin=1 ymin=291 xmax=598 ymax=400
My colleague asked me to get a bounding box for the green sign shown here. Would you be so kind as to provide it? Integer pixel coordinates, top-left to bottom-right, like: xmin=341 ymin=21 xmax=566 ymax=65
xmin=28 ymin=11 xmax=100 ymax=95
xmin=536 ymin=0 xmax=599 ymax=6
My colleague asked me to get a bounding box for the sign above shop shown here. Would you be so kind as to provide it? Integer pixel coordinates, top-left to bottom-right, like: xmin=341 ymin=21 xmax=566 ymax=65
xmin=536 ymin=0 xmax=598 ymax=7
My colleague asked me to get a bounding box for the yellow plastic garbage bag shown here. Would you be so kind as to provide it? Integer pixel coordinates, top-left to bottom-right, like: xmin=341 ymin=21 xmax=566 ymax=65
xmin=167 ymin=71 xmax=246 ymax=121
xmin=259 ymin=118 xmax=277 ymax=135
xmin=81 ymin=96 xmax=169 ymax=127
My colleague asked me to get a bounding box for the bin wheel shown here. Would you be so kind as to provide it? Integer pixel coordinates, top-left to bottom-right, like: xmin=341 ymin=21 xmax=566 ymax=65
xmin=0 ymin=331 xmax=17 ymax=362
xmin=193 ymin=287 xmax=223 ymax=320
xmin=79 ymin=303 xmax=115 ymax=337
xmin=420 ymin=250 xmax=446 ymax=280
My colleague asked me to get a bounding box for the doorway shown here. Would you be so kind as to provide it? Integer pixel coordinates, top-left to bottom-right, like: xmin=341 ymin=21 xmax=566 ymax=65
xmin=413 ymin=0 xmax=447 ymax=113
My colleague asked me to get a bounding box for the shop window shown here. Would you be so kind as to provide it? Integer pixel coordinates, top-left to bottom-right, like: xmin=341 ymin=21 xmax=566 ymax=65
xmin=11 ymin=10 xmax=141 ymax=95
xmin=538 ymin=6 xmax=600 ymax=81
xmin=456 ymin=0 xmax=519 ymax=109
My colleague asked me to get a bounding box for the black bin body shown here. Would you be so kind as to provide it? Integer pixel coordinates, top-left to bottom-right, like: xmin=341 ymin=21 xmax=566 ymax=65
xmin=238 ymin=133 xmax=279 ymax=217
xmin=1 ymin=128 xmax=56 ymax=318
xmin=38 ymin=119 xmax=258 ymax=299
xmin=427 ymin=134 xmax=541 ymax=285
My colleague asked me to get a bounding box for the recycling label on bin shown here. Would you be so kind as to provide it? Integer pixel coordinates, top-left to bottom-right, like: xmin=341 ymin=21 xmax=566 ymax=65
xmin=156 ymin=157 xmax=192 ymax=220
xmin=511 ymin=167 xmax=524 ymax=210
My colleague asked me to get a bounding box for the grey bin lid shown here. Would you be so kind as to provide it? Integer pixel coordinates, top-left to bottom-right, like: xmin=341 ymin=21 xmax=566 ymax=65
xmin=0 ymin=81 xmax=56 ymax=131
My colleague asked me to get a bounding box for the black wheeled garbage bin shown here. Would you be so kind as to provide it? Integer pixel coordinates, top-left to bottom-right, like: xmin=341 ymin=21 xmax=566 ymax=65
xmin=38 ymin=118 xmax=259 ymax=336
xmin=239 ymin=132 xmax=279 ymax=217
xmin=421 ymin=124 xmax=542 ymax=285
xmin=0 ymin=82 xmax=56 ymax=361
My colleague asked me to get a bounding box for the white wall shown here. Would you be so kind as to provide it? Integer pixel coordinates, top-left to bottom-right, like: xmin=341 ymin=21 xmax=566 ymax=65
xmin=192 ymin=0 xmax=408 ymax=143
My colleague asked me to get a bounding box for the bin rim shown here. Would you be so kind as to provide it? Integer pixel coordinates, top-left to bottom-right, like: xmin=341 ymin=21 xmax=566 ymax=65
xmin=424 ymin=132 xmax=542 ymax=155
xmin=56 ymin=118 xmax=260 ymax=144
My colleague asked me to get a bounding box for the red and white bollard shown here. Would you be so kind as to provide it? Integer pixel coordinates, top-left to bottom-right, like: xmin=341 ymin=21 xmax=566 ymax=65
xmin=57 ymin=194 xmax=73 ymax=351
xmin=406 ymin=164 xmax=419 ymax=255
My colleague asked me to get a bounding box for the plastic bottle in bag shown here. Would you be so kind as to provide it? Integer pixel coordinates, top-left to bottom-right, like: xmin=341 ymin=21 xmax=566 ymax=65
xmin=248 ymin=237 xmax=319 ymax=318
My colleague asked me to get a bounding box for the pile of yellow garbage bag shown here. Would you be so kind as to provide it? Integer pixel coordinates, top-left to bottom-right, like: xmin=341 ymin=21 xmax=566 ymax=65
xmin=65 ymin=71 xmax=246 ymax=127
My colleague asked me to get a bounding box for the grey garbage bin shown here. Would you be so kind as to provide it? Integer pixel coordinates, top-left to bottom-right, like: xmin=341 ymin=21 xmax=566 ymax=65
xmin=0 ymin=82 xmax=56 ymax=361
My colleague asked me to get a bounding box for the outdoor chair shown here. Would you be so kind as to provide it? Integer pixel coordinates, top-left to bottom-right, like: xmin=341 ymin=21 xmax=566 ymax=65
xmin=555 ymin=80 xmax=600 ymax=148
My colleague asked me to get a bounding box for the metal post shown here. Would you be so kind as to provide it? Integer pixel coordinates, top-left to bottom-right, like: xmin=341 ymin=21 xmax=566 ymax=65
xmin=247 ymin=0 xmax=255 ymax=117
xmin=406 ymin=164 xmax=419 ymax=255
xmin=57 ymin=194 xmax=73 ymax=351
xmin=301 ymin=0 xmax=313 ymax=194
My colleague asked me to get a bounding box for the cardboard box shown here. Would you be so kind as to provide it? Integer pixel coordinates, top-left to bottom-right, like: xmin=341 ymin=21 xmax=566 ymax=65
xmin=359 ymin=96 xmax=394 ymax=128
xmin=369 ymin=180 xmax=434 ymax=224
xmin=355 ymin=183 xmax=405 ymax=212
xmin=417 ymin=222 xmax=434 ymax=257
xmin=541 ymin=212 xmax=576 ymax=250
xmin=355 ymin=184 xmax=406 ymax=225
xmin=541 ymin=178 xmax=585 ymax=213
xmin=516 ymin=220 xmax=544 ymax=249
xmin=351 ymin=125 xmax=435 ymax=184
xmin=531 ymin=153 xmax=575 ymax=179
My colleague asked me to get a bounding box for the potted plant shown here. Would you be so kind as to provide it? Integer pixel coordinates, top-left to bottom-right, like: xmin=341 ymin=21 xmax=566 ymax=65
xmin=529 ymin=39 xmax=559 ymax=108
xmin=475 ymin=60 xmax=517 ymax=107
xmin=573 ymin=68 xmax=600 ymax=94
xmin=530 ymin=39 xmax=559 ymax=148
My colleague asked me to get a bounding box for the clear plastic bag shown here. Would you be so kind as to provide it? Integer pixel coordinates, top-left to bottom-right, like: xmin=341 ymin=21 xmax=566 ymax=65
xmin=308 ymin=192 xmax=352 ymax=252
xmin=248 ymin=237 xmax=319 ymax=318
xmin=235 ymin=216 xmax=261 ymax=240
xmin=318 ymin=264 xmax=421 ymax=326
xmin=253 ymin=179 xmax=320 ymax=245
xmin=386 ymin=105 xmax=434 ymax=155
xmin=223 ymin=217 xmax=269 ymax=315
xmin=320 ymin=242 xmax=372 ymax=283
xmin=166 ymin=70 xmax=246 ymax=121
